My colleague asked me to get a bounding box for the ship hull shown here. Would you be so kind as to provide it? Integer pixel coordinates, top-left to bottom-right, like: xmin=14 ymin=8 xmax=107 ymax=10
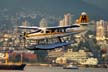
xmin=0 ymin=64 xmax=26 ymax=70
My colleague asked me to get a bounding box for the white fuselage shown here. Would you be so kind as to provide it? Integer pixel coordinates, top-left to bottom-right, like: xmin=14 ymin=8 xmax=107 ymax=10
xmin=24 ymin=27 xmax=85 ymax=40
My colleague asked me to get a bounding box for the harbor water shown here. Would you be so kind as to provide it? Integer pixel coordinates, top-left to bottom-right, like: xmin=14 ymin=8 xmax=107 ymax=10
xmin=0 ymin=66 xmax=108 ymax=72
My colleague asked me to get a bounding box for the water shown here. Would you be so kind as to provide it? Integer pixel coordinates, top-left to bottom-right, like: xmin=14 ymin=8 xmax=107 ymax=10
xmin=0 ymin=66 xmax=108 ymax=72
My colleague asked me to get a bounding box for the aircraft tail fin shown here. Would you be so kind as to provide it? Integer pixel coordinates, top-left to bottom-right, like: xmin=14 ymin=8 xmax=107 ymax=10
xmin=76 ymin=12 xmax=89 ymax=24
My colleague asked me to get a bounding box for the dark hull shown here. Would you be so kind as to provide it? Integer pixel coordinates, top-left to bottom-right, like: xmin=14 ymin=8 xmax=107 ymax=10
xmin=0 ymin=64 xmax=26 ymax=70
xmin=63 ymin=67 xmax=78 ymax=69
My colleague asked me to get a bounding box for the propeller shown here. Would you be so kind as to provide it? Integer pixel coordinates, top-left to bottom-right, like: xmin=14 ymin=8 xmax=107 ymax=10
xmin=23 ymin=32 xmax=27 ymax=40
xmin=19 ymin=32 xmax=27 ymax=40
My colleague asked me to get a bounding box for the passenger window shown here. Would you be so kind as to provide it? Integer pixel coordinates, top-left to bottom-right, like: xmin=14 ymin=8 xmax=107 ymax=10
xmin=46 ymin=31 xmax=50 ymax=33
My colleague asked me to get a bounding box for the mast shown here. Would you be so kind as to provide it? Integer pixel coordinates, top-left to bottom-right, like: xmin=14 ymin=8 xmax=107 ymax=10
xmin=5 ymin=52 xmax=9 ymax=64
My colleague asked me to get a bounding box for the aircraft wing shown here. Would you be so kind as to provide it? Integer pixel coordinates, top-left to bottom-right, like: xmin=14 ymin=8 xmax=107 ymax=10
xmin=17 ymin=26 xmax=39 ymax=30
xmin=17 ymin=24 xmax=80 ymax=30
xmin=46 ymin=24 xmax=80 ymax=30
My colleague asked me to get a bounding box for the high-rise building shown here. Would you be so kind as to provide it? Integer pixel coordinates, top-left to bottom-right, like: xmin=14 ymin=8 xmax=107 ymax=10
xmin=39 ymin=18 xmax=48 ymax=27
xmin=104 ymin=21 xmax=108 ymax=38
xmin=106 ymin=24 xmax=108 ymax=37
xmin=59 ymin=13 xmax=72 ymax=26
xmin=64 ymin=13 xmax=72 ymax=26
xmin=59 ymin=19 xmax=65 ymax=26
xmin=22 ymin=20 xmax=29 ymax=32
xmin=96 ymin=20 xmax=105 ymax=40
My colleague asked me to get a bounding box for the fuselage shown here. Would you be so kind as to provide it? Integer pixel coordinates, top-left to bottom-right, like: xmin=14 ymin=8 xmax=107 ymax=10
xmin=24 ymin=26 xmax=84 ymax=40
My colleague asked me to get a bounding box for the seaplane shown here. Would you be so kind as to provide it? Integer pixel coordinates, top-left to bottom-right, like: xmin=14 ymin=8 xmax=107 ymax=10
xmin=17 ymin=12 xmax=89 ymax=50
xmin=18 ymin=24 xmax=82 ymax=50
